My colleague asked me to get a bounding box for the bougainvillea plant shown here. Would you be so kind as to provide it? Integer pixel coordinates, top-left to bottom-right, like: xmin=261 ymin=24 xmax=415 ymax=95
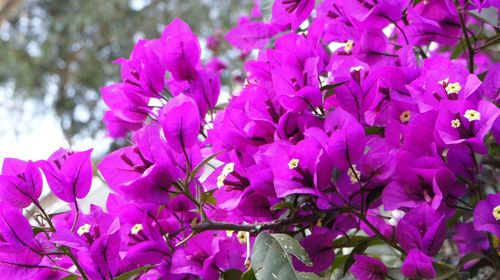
xmin=1 ymin=0 xmax=499 ymax=279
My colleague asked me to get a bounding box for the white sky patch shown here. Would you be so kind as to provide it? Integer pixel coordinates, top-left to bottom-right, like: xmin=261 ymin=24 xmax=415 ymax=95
xmin=0 ymin=102 xmax=67 ymax=162
xmin=429 ymin=41 xmax=439 ymax=53
xmin=328 ymin=41 xmax=344 ymax=53
xmin=382 ymin=24 xmax=395 ymax=38
xmin=129 ymin=0 xmax=151 ymax=11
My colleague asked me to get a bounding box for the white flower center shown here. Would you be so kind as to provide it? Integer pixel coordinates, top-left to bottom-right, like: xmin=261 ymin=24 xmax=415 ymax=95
xmin=217 ymin=162 xmax=235 ymax=188
xmin=451 ymin=119 xmax=461 ymax=128
xmin=350 ymin=65 xmax=364 ymax=72
xmin=344 ymin=40 xmax=354 ymax=54
xmin=445 ymin=82 xmax=461 ymax=95
xmin=77 ymin=223 xmax=91 ymax=236
xmin=347 ymin=165 xmax=361 ymax=184
xmin=464 ymin=109 xmax=481 ymax=122
xmin=288 ymin=158 xmax=299 ymax=169
xmin=237 ymin=231 xmax=248 ymax=244
xmin=131 ymin=223 xmax=143 ymax=235
xmin=400 ymin=111 xmax=411 ymax=123
xmin=493 ymin=206 xmax=500 ymax=220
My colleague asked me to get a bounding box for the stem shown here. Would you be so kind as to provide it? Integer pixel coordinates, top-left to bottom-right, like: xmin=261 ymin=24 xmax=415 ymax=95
xmin=62 ymin=247 xmax=89 ymax=280
xmin=350 ymin=207 xmax=406 ymax=255
xmin=70 ymin=199 xmax=80 ymax=233
xmin=475 ymin=34 xmax=500 ymax=52
xmin=191 ymin=215 xmax=319 ymax=234
xmin=33 ymin=202 xmax=56 ymax=232
xmin=456 ymin=2 xmax=475 ymax=72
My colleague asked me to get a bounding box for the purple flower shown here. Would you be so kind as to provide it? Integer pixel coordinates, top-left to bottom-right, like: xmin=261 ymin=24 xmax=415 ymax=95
xmin=435 ymin=99 xmax=500 ymax=154
xmin=161 ymin=18 xmax=201 ymax=81
xmin=401 ymin=249 xmax=436 ymax=279
xmin=474 ymin=193 xmax=500 ymax=237
xmin=272 ymin=0 xmax=315 ymax=29
xmin=159 ymin=94 xmax=201 ymax=153
xmin=293 ymin=234 xmax=334 ymax=274
xmin=325 ymin=108 xmax=366 ymax=170
xmin=350 ymin=255 xmax=388 ymax=280
xmin=396 ymin=204 xmax=446 ymax=256
xmin=453 ymin=222 xmax=488 ymax=268
xmin=0 ymin=202 xmax=38 ymax=251
xmin=0 ymin=158 xmax=42 ymax=208
xmin=39 ymin=148 xmax=93 ymax=203
xmin=226 ymin=18 xmax=279 ymax=51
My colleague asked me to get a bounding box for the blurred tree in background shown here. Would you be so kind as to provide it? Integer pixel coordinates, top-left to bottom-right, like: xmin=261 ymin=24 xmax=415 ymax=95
xmin=0 ymin=0 xmax=249 ymax=146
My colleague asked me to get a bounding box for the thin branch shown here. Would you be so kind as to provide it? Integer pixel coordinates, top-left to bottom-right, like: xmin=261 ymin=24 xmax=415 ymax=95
xmin=191 ymin=215 xmax=319 ymax=234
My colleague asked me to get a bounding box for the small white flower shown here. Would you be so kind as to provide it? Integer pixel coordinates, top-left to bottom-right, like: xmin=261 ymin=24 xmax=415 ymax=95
xmin=77 ymin=224 xmax=91 ymax=236
xmin=131 ymin=223 xmax=143 ymax=235
xmin=288 ymin=158 xmax=299 ymax=169
xmin=451 ymin=119 xmax=461 ymax=128
xmin=464 ymin=109 xmax=481 ymax=122
xmin=344 ymin=39 xmax=354 ymax=54
xmin=445 ymin=82 xmax=461 ymax=95
xmin=350 ymin=65 xmax=364 ymax=72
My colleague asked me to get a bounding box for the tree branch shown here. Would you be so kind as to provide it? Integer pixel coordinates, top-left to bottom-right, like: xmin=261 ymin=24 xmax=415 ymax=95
xmin=191 ymin=215 xmax=319 ymax=234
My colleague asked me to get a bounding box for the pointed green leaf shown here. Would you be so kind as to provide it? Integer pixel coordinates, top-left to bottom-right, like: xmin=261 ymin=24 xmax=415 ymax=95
xmin=114 ymin=265 xmax=153 ymax=280
xmin=342 ymin=237 xmax=375 ymax=276
xmin=189 ymin=151 xmax=223 ymax=181
xmin=271 ymin=233 xmax=313 ymax=266
xmin=223 ymin=269 xmax=243 ymax=280
xmin=251 ymin=232 xmax=320 ymax=280
xmin=241 ymin=268 xmax=257 ymax=280
xmin=432 ymin=263 xmax=458 ymax=280
xmin=270 ymin=201 xmax=295 ymax=211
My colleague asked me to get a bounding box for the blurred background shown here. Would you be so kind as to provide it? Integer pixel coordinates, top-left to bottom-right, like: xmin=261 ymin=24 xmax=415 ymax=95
xmin=0 ymin=0 xmax=251 ymax=210
xmin=0 ymin=0 xmax=250 ymax=160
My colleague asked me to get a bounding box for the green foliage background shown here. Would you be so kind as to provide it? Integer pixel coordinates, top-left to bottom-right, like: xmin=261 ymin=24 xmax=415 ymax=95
xmin=0 ymin=0 xmax=249 ymax=145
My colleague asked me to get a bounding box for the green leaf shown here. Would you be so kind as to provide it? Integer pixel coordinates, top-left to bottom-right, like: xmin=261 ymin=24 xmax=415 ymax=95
xmin=457 ymin=253 xmax=484 ymax=269
xmin=201 ymin=191 xmax=217 ymax=205
xmin=331 ymin=254 xmax=348 ymax=271
xmin=270 ymin=201 xmax=295 ymax=211
xmin=60 ymin=275 xmax=79 ymax=280
xmin=450 ymin=43 xmax=464 ymax=59
xmin=241 ymin=268 xmax=257 ymax=280
xmin=271 ymin=233 xmax=313 ymax=266
xmin=251 ymin=232 xmax=321 ymax=280
xmin=33 ymin=226 xmax=49 ymax=235
xmin=189 ymin=151 xmax=223 ymax=181
xmin=332 ymin=236 xmax=370 ymax=248
xmin=364 ymin=126 xmax=385 ymax=136
xmin=297 ymin=272 xmax=323 ymax=280
xmin=432 ymin=263 xmax=458 ymax=280
xmin=114 ymin=265 xmax=153 ymax=280
xmin=223 ymin=269 xmax=243 ymax=280
xmin=342 ymin=237 xmax=374 ymax=276
xmin=387 ymin=268 xmax=404 ymax=280
xmin=322 ymin=81 xmax=348 ymax=99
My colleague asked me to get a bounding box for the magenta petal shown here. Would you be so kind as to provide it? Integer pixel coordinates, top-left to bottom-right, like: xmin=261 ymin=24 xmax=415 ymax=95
xmin=0 ymin=160 xmax=42 ymax=208
xmin=159 ymin=94 xmax=200 ymax=153
xmin=98 ymin=146 xmax=144 ymax=191
xmin=326 ymin=108 xmax=366 ymax=170
xmin=0 ymin=248 xmax=42 ymax=280
xmin=60 ymin=149 xmax=93 ymax=200
xmin=401 ymin=249 xmax=436 ymax=279
xmin=225 ymin=20 xmax=278 ymax=51
xmin=0 ymin=202 xmax=34 ymax=248
xmin=293 ymin=234 xmax=334 ymax=274
xmin=350 ymin=255 xmax=388 ymax=280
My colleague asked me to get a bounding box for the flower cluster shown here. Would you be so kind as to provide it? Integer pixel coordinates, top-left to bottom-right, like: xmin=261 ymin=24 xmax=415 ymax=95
xmin=1 ymin=0 xmax=499 ymax=279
